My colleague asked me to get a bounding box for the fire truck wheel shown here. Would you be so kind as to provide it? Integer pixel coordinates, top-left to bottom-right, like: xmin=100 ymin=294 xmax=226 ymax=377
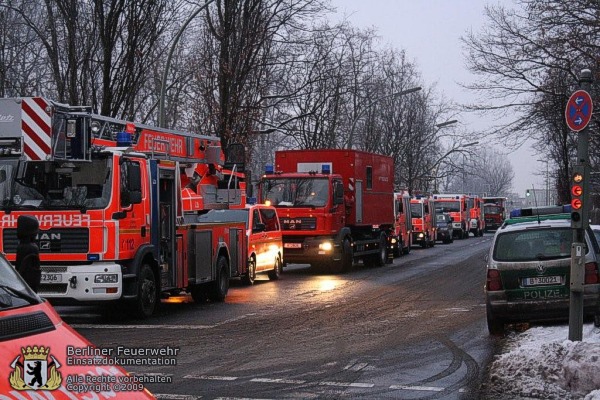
xmin=190 ymin=285 xmax=208 ymax=303
xmin=242 ymin=257 xmax=257 ymax=285
xmin=341 ymin=238 xmax=353 ymax=272
xmin=208 ymin=256 xmax=229 ymax=302
xmin=129 ymin=264 xmax=158 ymax=319
xmin=365 ymin=233 xmax=386 ymax=267
xmin=268 ymin=256 xmax=282 ymax=280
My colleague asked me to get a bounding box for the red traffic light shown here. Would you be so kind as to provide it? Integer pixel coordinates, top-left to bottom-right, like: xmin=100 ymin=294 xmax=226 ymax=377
xmin=572 ymin=198 xmax=583 ymax=210
xmin=572 ymin=185 xmax=583 ymax=197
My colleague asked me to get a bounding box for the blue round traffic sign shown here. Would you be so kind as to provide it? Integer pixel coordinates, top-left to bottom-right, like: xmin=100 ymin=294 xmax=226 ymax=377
xmin=565 ymin=90 xmax=593 ymax=132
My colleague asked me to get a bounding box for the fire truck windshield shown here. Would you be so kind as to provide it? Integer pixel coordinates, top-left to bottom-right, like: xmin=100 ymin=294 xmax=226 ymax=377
xmin=263 ymin=178 xmax=329 ymax=208
xmin=410 ymin=203 xmax=423 ymax=218
xmin=434 ymin=201 xmax=461 ymax=213
xmin=0 ymin=157 xmax=112 ymax=210
xmin=484 ymin=205 xmax=502 ymax=214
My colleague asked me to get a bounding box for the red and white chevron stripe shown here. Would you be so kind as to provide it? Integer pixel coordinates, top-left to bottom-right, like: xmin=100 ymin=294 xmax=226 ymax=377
xmin=348 ymin=177 xmax=354 ymax=192
xmin=21 ymin=97 xmax=51 ymax=160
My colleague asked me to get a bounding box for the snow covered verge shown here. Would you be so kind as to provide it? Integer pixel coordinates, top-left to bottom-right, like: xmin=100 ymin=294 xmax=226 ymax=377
xmin=484 ymin=324 xmax=600 ymax=399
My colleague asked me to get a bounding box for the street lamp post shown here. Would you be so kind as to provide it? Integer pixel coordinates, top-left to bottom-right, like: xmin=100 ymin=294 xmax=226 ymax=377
xmin=460 ymin=141 xmax=479 ymax=193
xmin=159 ymin=0 xmax=215 ymax=128
xmin=430 ymin=119 xmax=458 ymax=192
xmin=346 ymin=86 xmax=421 ymax=149
xmin=537 ymin=159 xmax=550 ymax=206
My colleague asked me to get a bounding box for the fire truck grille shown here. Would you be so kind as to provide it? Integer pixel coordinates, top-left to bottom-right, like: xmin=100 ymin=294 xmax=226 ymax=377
xmin=280 ymin=217 xmax=317 ymax=230
xmin=38 ymin=284 xmax=68 ymax=294
xmin=0 ymin=311 xmax=55 ymax=341
xmin=3 ymin=228 xmax=89 ymax=253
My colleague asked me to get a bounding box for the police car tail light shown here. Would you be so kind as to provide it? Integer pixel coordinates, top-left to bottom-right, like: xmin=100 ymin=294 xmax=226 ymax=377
xmin=486 ymin=269 xmax=503 ymax=291
xmin=584 ymin=262 xmax=599 ymax=285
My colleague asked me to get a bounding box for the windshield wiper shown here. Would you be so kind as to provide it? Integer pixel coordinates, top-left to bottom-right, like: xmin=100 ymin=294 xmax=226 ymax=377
xmin=0 ymin=284 xmax=39 ymax=304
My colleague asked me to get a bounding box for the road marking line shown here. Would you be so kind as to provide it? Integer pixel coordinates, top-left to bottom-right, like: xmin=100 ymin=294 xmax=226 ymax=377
xmin=155 ymin=395 xmax=201 ymax=400
xmin=319 ymin=381 xmax=374 ymax=388
xmin=251 ymin=378 xmax=306 ymax=384
xmin=71 ymin=324 xmax=216 ymax=329
xmin=390 ymin=385 xmax=444 ymax=392
xmin=215 ymin=397 xmax=275 ymax=400
xmin=184 ymin=375 xmax=238 ymax=381
xmin=131 ymin=372 xmax=173 ymax=376
xmin=343 ymin=362 xmax=369 ymax=371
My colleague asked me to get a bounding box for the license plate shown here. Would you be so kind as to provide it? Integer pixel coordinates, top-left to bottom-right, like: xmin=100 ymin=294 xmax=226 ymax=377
xmin=522 ymin=275 xmax=561 ymax=286
xmin=284 ymin=243 xmax=302 ymax=249
xmin=41 ymin=273 xmax=63 ymax=283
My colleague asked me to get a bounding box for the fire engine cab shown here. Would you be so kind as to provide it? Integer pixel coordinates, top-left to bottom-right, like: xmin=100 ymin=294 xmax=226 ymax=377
xmin=0 ymin=97 xmax=247 ymax=318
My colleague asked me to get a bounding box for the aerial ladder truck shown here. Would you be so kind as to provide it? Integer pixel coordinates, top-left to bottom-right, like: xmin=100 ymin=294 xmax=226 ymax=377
xmin=0 ymin=97 xmax=248 ymax=318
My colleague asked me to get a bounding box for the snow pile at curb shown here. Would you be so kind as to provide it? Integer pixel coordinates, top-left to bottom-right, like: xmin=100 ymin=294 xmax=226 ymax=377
xmin=486 ymin=324 xmax=600 ymax=399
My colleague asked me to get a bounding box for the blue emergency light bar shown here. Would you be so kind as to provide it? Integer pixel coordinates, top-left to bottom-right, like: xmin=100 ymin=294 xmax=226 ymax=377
xmin=321 ymin=164 xmax=331 ymax=174
xmin=265 ymin=164 xmax=274 ymax=174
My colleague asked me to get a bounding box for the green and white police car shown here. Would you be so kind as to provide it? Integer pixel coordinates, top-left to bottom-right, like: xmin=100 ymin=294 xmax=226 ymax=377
xmin=485 ymin=212 xmax=600 ymax=335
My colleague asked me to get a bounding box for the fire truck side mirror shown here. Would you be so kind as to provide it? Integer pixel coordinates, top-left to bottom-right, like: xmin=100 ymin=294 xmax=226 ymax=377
xmin=120 ymin=160 xmax=142 ymax=207
xmin=333 ymin=182 xmax=344 ymax=205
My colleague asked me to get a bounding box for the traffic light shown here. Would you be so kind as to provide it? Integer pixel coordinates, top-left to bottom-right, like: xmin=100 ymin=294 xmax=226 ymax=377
xmin=571 ymin=165 xmax=585 ymax=228
xmin=526 ymin=189 xmax=530 ymax=197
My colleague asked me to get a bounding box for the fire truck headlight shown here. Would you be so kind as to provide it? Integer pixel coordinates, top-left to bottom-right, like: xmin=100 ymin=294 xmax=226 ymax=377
xmin=95 ymin=274 xmax=119 ymax=284
xmin=319 ymin=242 xmax=333 ymax=251
xmin=418 ymin=233 xmax=424 ymax=239
xmin=391 ymin=238 xmax=397 ymax=244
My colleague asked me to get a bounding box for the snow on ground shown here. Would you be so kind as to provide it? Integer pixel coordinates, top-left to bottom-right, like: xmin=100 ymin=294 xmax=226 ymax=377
xmin=485 ymin=323 xmax=600 ymax=399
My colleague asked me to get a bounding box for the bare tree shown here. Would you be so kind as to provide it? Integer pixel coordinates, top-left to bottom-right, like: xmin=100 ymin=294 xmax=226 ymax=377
xmin=462 ymin=0 xmax=600 ymax=203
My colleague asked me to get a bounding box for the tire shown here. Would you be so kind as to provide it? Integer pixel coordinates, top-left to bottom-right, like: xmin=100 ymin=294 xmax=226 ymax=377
xmin=268 ymin=256 xmax=282 ymax=280
xmin=242 ymin=256 xmax=256 ymax=285
xmin=486 ymin=304 xmax=505 ymax=335
xmin=190 ymin=284 xmax=207 ymax=303
xmin=340 ymin=238 xmax=354 ymax=271
xmin=208 ymin=255 xmax=229 ymax=302
xmin=128 ymin=263 xmax=158 ymax=319
xmin=365 ymin=233 xmax=387 ymax=267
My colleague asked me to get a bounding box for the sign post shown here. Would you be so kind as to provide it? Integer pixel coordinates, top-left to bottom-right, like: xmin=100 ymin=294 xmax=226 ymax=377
xmin=566 ymin=70 xmax=593 ymax=341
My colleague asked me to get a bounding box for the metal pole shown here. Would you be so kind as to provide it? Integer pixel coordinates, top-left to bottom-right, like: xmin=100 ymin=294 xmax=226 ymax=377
xmin=546 ymin=162 xmax=549 ymax=206
xmin=569 ymin=69 xmax=593 ymax=341
xmin=159 ymin=0 xmax=215 ymax=128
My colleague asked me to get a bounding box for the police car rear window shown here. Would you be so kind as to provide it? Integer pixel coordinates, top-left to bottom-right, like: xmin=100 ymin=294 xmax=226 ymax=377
xmin=493 ymin=228 xmax=577 ymax=262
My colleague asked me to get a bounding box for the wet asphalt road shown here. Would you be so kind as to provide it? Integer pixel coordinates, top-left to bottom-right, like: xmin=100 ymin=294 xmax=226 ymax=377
xmin=58 ymin=233 xmax=501 ymax=399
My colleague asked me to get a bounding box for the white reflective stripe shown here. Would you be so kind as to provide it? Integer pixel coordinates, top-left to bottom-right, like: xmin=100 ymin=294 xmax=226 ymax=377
xmin=21 ymin=98 xmax=51 ymax=160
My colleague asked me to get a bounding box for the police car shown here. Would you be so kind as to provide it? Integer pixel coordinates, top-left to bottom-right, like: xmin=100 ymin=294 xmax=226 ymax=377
xmin=485 ymin=210 xmax=600 ymax=335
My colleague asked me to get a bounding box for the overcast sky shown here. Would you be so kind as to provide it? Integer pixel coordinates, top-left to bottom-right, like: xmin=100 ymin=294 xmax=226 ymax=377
xmin=328 ymin=0 xmax=541 ymax=196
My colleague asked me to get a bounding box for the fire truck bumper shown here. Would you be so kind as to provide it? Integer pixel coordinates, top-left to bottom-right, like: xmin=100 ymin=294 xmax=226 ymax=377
xmin=38 ymin=263 xmax=123 ymax=301
xmin=282 ymin=236 xmax=341 ymax=265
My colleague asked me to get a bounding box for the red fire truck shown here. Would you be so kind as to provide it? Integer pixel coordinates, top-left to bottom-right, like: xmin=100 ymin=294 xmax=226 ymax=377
xmin=468 ymin=195 xmax=485 ymax=237
xmin=392 ymin=191 xmax=412 ymax=256
xmin=258 ymin=149 xmax=395 ymax=273
xmin=0 ymin=97 xmax=248 ymax=318
xmin=410 ymin=196 xmax=436 ymax=248
xmin=482 ymin=196 xmax=508 ymax=231
xmin=432 ymin=194 xmax=471 ymax=239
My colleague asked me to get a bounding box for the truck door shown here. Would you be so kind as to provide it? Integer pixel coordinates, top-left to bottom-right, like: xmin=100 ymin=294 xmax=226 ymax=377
xmin=158 ymin=167 xmax=177 ymax=288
